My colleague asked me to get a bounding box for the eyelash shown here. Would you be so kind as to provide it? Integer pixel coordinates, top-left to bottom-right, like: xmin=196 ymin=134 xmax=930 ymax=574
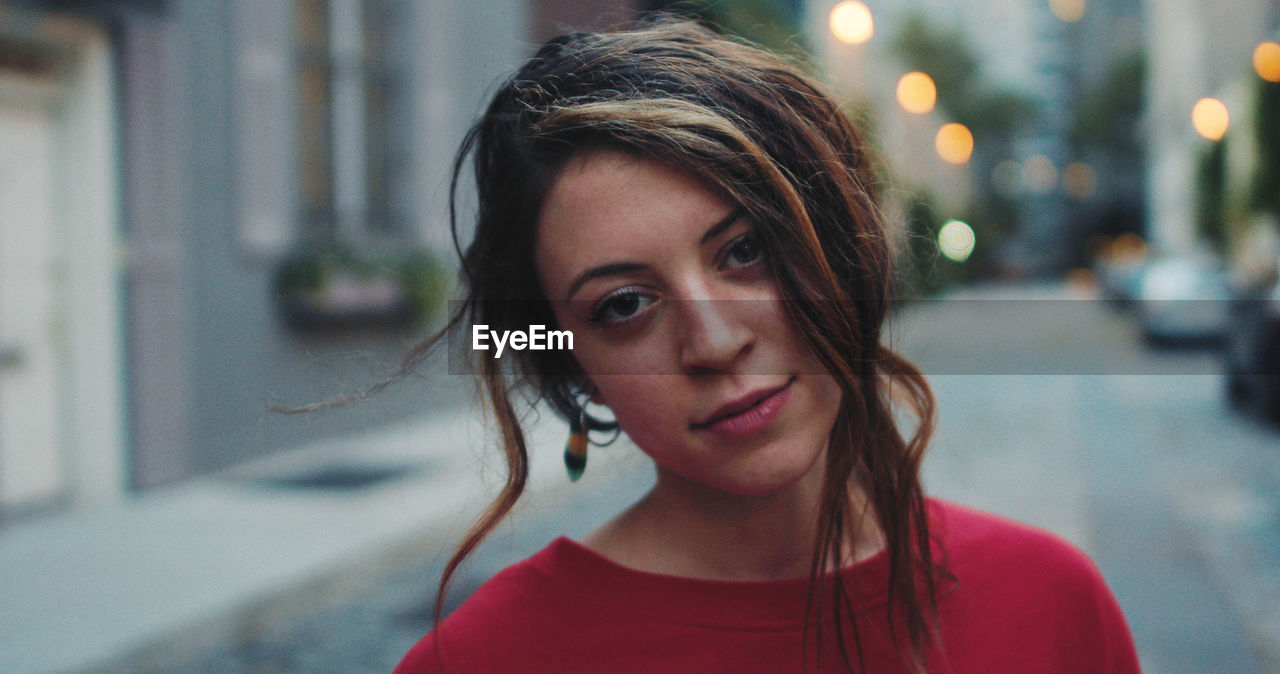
xmin=585 ymin=232 xmax=768 ymax=328
xmin=587 ymin=286 xmax=654 ymax=326
xmin=719 ymin=232 xmax=766 ymax=270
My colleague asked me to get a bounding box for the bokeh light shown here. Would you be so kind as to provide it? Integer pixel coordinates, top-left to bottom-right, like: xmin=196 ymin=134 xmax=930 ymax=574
xmin=1254 ymin=41 xmax=1280 ymax=83
xmin=938 ymin=220 xmax=976 ymax=262
xmin=935 ymin=123 xmax=973 ymax=165
xmin=1063 ymin=162 xmax=1097 ymax=200
xmin=1111 ymin=232 xmax=1148 ymax=262
xmin=1022 ymin=154 xmax=1057 ymax=194
xmin=1191 ymin=97 xmax=1229 ymax=141
xmin=1049 ymin=0 xmax=1086 ymax=22
xmin=896 ymin=72 xmax=937 ymax=114
xmin=1066 ymin=267 xmax=1097 ymax=292
xmin=830 ymin=1 xmax=874 ymax=45
xmin=992 ymin=160 xmax=1023 ymax=198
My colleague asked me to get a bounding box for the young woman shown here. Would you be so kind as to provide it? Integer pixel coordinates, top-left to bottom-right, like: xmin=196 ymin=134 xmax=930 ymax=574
xmin=394 ymin=20 xmax=1139 ymax=674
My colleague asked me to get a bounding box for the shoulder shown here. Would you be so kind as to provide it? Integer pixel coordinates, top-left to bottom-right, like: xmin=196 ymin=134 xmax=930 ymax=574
xmin=930 ymin=498 xmax=1104 ymax=587
xmin=393 ymin=538 xmax=587 ymax=674
xmin=927 ymin=499 xmax=1140 ymax=672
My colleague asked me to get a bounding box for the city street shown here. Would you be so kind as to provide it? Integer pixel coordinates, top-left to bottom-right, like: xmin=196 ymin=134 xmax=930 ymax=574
xmin=905 ymin=285 xmax=1279 ymax=673
xmin=168 ymin=283 xmax=1279 ymax=673
xmin=5 ymin=2 xmax=1276 ymax=672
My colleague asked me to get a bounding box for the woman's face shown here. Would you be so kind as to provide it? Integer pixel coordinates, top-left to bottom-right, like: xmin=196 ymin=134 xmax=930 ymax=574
xmin=534 ymin=150 xmax=842 ymax=497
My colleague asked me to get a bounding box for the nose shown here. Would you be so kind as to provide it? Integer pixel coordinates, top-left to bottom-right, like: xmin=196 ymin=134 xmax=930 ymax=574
xmin=677 ymin=298 xmax=754 ymax=374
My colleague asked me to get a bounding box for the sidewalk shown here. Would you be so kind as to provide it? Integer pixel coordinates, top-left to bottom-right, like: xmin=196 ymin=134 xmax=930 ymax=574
xmin=0 ymin=402 xmax=587 ymax=674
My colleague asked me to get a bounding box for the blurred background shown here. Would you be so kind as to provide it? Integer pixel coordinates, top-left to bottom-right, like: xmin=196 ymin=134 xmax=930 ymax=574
xmin=1 ymin=0 xmax=1278 ymax=672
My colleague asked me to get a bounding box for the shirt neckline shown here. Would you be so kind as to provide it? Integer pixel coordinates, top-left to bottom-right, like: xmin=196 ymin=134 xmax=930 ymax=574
xmin=532 ymin=535 xmax=895 ymax=629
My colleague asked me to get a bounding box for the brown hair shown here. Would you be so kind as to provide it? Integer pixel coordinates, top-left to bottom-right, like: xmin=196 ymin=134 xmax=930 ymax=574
xmin=419 ymin=18 xmax=941 ymax=672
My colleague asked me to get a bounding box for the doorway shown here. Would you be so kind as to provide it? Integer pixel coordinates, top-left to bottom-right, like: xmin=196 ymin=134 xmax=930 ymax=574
xmin=0 ymin=53 xmax=67 ymax=514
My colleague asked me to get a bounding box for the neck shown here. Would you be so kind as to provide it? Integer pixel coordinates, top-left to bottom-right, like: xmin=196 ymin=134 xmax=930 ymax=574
xmin=585 ymin=462 xmax=882 ymax=582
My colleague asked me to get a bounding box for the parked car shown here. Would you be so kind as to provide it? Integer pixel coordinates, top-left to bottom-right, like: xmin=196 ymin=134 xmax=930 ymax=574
xmin=1098 ymin=257 xmax=1148 ymax=306
xmin=1224 ymin=277 xmax=1280 ymax=422
xmin=1136 ymin=256 xmax=1231 ymax=346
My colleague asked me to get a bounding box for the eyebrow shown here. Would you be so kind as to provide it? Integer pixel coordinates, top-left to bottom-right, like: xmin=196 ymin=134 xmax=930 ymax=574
xmin=564 ymin=208 xmax=745 ymax=302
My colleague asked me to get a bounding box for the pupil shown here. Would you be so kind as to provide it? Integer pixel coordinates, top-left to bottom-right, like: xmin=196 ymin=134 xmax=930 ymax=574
xmin=732 ymin=238 xmax=758 ymax=263
xmin=613 ymin=295 xmax=639 ymax=316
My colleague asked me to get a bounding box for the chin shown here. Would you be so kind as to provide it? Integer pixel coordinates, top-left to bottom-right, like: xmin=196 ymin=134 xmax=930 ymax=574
xmin=700 ymin=447 xmax=826 ymax=498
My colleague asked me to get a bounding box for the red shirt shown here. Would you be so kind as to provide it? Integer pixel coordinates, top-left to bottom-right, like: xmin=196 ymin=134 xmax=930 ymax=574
xmin=396 ymin=499 xmax=1140 ymax=673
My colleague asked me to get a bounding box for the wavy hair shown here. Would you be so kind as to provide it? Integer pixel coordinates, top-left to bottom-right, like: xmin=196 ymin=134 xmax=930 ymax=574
xmin=412 ymin=19 xmax=941 ymax=673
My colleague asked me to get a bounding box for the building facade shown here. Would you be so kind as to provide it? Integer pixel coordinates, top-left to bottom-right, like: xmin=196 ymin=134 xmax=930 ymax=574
xmin=1142 ymin=0 xmax=1279 ymax=260
xmin=0 ymin=0 xmax=544 ymax=517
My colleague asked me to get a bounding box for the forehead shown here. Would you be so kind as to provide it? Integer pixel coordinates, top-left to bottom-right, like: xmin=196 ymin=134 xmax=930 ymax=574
xmin=534 ymin=150 xmax=732 ymax=294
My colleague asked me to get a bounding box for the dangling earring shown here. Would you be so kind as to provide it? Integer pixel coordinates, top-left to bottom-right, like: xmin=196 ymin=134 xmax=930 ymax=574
xmin=564 ymin=405 xmax=588 ymax=482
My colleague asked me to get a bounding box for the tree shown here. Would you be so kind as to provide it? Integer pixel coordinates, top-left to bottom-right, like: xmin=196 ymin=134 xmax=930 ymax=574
xmin=642 ymin=0 xmax=807 ymax=58
xmin=892 ymin=13 xmax=1035 ymax=139
xmin=1251 ymin=79 xmax=1280 ymax=221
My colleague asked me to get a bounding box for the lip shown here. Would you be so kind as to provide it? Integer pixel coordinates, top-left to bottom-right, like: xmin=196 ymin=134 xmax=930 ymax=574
xmin=692 ymin=378 xmax=794 ymax=439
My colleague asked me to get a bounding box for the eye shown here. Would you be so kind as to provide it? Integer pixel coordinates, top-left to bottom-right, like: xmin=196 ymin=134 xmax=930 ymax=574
xmin=721 ymin=232 xmax=766 ymax=270
xmin=588 ymin=287 xmax=657 ymax=326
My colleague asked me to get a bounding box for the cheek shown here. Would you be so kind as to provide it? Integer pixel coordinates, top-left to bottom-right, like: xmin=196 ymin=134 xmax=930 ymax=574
xmin=592 ymin=375 xmax=686 ymax=452
xmin=810 ymin=375 xmax=843 ymax=431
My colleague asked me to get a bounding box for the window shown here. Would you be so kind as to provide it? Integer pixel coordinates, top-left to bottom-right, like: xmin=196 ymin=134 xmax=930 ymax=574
xmin=294 ymin=0 xmax=408 ymax=247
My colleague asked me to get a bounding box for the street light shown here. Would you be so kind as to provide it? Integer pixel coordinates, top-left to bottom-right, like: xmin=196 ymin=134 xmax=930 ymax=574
xmin=938 ymin=220 xmax=975 ymax=262
xmin=935 ymin=123 xmax=973 ymax=165
xmin=896 ymin=72 xmax=937 ymax=114
xmin=1192 ymin=98 xmax=1229 ymax=141
xmin=830 ymin=1 xmax=873 ymax=45
xmin=1255 ymin=41 xmax=1280 ymax=83
xmin=1048 ymin=0 xmax=1086 ymax=22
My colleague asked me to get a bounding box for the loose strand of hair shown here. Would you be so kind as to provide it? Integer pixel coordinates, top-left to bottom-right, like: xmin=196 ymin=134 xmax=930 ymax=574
xmin=268 ymin=300 xmax=468 ymax=416
xmin=432 ymin=360 xmax=531 ymax=672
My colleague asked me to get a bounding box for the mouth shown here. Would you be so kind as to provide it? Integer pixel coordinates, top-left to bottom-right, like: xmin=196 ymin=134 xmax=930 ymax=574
xmin=692 ymin=377 xmax=795 ymax=437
